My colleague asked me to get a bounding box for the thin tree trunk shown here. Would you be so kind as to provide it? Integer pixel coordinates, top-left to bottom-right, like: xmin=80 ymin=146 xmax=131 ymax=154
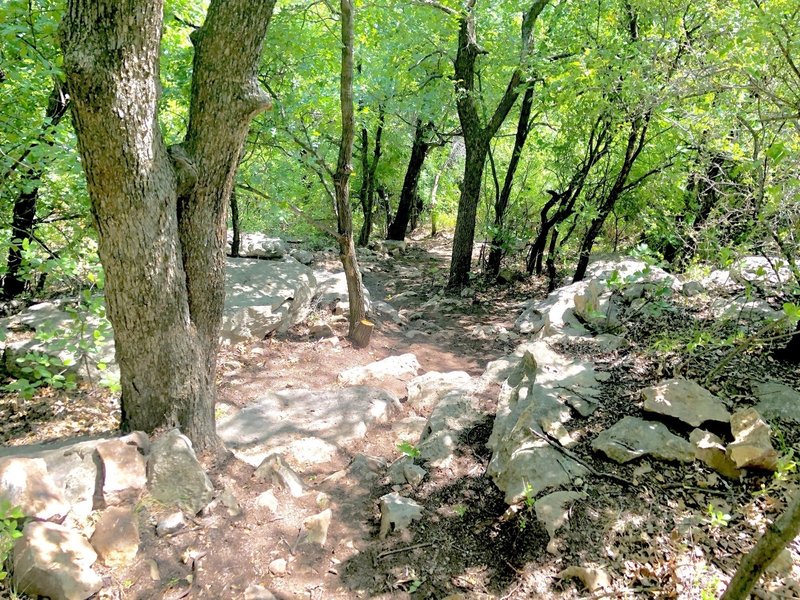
xmin=387 ymin=118 xmax=431 ymax=241
xmin=357 ymin=106 xmax=384 ymax=247
xmin=334 ymin=0 xmax=370 ymax=346
xmin=721 ymin=493 xmax=800 ymax=600
xmin=62 ymin=0 xmax=276 ymax=450
xmin=486 ymin=85 xmax=535 ymax=279
xmin=230 ymin=189 xmax=241 ymax=257
xmin=3 ymin=81 xmax=69 ymax=300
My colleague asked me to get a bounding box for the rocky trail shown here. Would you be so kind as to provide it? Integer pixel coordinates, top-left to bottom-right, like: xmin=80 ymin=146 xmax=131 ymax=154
xmin=1 ymin=235 xmax=799 ymax=600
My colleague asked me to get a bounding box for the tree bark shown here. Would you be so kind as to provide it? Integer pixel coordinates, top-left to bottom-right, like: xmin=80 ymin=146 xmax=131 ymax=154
xmin=387 ymin=118 xmax=432 ymax=241
xmin=486 ymin=85 xmax=535 ymax=279
xmin=3 ymin=81 xmax=69 ymax=300
xmin=334 ymin=0 xmax=369 ymax=343
xmin=721 ymin=493 xmax=800 ymax=600
xmin=61 ymin=0 xmax=276 ymax=450
xmin=447 ymin=0 xmax=550 ymax=290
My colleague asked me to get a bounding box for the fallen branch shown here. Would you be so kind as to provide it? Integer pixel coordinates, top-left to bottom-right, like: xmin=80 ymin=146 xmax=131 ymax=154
xmin=528 ymin=427 xmax=631 ymax=487
xmin=377 ymin=541 xmax=435 ymax=560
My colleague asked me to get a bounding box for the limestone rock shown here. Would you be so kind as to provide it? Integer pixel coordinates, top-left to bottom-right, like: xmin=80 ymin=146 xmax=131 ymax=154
xmin=227 ymin=232 xmax=286 ymax=259
xmin=417 ymin=388 xmax=484 ymax=467
xmin=592 ymin=417 xmax=694 ymax=464
xmin=254 ymin=454 xmax=305 ymax=497
xmin=406 ymin=371 xmax=472 ymax=413
xmin=303 ymin=508 xmax=332 ymax=547
xmin=218 ymin=387 xmax=400 ymax=467
xmin=147 ymin=429 xmax=213 ymax=515
xmin=14 ymin=521 xmax=102 ymax=600
xmin=255 ymin=490 xmax=279 ymax=513
xmin=289 ymin=249 xmax=314 ymax=265
xmin=403 ymin=463 xmax=426 ymax=486
xmin=753 ymin=381 xmax=800 ymax=423
xmin=535 ymin=491 xmax=587 ymax=554
xmin=0 ymin=457 xmax=70 ymax=522
xmin=156 ymin=511 xmax=186 ymax=537
xmin=731 ymin=255 xmax=793 ymax=287
xmin=487 ymin=342 xmax=608 ymax=503
xmin=245 ymin=585 xmax=278 ymax=600
xmin=642 ymin=379 xmax=730 ymax=427
xmin=514 ymin=280 xmax=590 ymax=337
xmin=96 ymin=438 xmax=147 ymax=506
xmin=222 ymin=257 xmax=316 ymax=343
xmin=710 ymin=296 xmax=785 ymax=323
xmin=559 ymin=565 xmax=611 ymax=593
xmin=338 ymin=353 xmax=421 ymax=385
xmin=690 ymin=429 xmax=742 ymax=479
xmin=313 ymin=270 xmax=371 ymax=314
xmin=727 ymin=408 xmax=778 ymax=470
xmin=682 ymin=281 xmax=705 ymax=297
xmin=269 ymin=558 xmax=287 ymax=576
xmin=90 ymin=506 xmax=139 ymax=567
xmin=379 ymin=492 xmax=423 ymax=539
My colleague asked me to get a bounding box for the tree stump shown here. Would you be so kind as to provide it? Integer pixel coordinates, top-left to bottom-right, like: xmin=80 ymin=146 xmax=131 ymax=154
xmin=350 ymin=319 xmax=374 ymax=349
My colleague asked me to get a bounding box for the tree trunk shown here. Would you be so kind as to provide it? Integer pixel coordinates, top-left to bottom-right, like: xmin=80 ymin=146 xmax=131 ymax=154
xmin=62 ymin=0 xmax=276 ymax=451
xmin=387 ymin=118 xmax=431 ymax=241
xmin=3 ymin=81 xmax=69 ymax=300
xmin=357 ymin=106 xmax=384 ymax=247
xmin=486 ymin=84 xmax=535 ymax=279
xmin=230 ymin=189 xmax=241 ymax=257
xmin=721 ymin=493 xmax=800 ymax=600
xmin=334 ymin=0 xmax=369 ymax=343
xmin=447 ymin=0 xmax=550 ymax=290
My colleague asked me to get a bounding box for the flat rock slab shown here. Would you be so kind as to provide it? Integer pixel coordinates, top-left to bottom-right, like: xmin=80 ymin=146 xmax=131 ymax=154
xmin=727 ymin=408 xmax=778 ymax=471
xmin=0 ymin=457 xmax=70 ymax=522
xmin=218 ymin=386 xmax=401 ymax=467
xmin=338 ymin=353 xmax=421 ymax=385
xmin=379 ymin=492 xmax=423 ymax=538
xmin=753 ymin=381 xmax=800 ymax=423
xmin=642 ymin=378 xmax=730 ymax=427
xmin=222 ymin=257 xmax=316 ymax=343
xmin=405 ymin=371 xmax=472 ymax=414
xmin=592 ymin=416 xmax=694 ymax=464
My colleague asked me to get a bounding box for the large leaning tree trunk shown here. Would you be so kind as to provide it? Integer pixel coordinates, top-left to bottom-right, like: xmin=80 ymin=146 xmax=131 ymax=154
xmin=3 ymin=80 xmax=69 ymax=301
xmin=447 ymin=0 xmax=550 ymax=290
xmin=334 ymin=0 xmax=372 ymax=348
xmin=387 ymin=119 xmax=433 ymax=241
xmin=61 ymin=0 xmax=276 ymax=450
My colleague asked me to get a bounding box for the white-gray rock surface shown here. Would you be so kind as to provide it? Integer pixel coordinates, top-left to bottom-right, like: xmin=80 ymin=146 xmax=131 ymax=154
xmin=592 ymin=417 xmax=694 ymax=464
xmin=147 ymin=429 xmax=213 ymax=515
xmin=641 ymin=378 xmax=730 ymax=427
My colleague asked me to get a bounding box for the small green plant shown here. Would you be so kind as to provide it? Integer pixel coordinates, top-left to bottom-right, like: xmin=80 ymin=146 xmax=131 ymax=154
xmin=408 ymin=578 xmax=423 ymax=593
xmin=452 ymin=504 xmax=467 ymax=517
xmin=397 ymin=441 xmax=420 ymax=459
xmin=706 ymin=503 xmax=731 ymax=528
xmin=0 ymin=500 xmax=25 ymax=581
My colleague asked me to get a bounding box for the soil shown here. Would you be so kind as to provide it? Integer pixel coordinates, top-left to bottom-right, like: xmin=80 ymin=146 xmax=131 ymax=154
xmin=1 ymin=233 xmax=799 ymax=600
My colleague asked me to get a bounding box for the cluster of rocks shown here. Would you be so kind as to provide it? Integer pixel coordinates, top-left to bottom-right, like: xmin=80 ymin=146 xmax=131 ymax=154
xmin=0 ymin=430 xmax=213 ymax=600
xmin=491 ymin=254 xmax=798 ymax=554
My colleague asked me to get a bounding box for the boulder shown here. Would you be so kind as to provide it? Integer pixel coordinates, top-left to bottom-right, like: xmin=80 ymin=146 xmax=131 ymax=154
xmin=682 ymin=281 xmax=705 ymax=297
xmin=227 ymin=232 xmax=286 ymax=259
xmin=289 ymin=249 xmax=314 ymax=265
xmin=222 ymin=257 xmax=316 ymax=343
xmin=378 ymin=492 xmax=423 ymax=538
xmin=406 ymin=371 xmax=472 ymax=413
xmin=700 ymin=269 xmax=738 ymax=290
xmin=338 ymin=353 xmax=421 ymax=385
xmin=13 ymin=521 xmax=102 ymax=600
xmin=641 ymin=379 xmax=730 ymax=427
xmin=96 ymin=438 xmax=147 ymax=506
xmin=156 ymin=511 xmax=186 ymax=537
xmin=90 ymin=506 xmax=139 ymax=567
xmin=690 ymin=429 xmax=742 ymax=479
xmin=731 ymin=256 xmax=793 ymax=288
xmin=218 ymin=387 xmax=400 ymax=467
xmin=592 ymin=417 xmax=694 ymax=464
xmin=753 ymin=381 xmax=800 ymax=423
xmin=0 ymin=457 xmax=70 ymax=522
xmin=147 ymin=429 xmax=213 ymax=515
xmin=487 ymin=343 xmax=609 ymax=503
xmin=727 ymin=408 xmax=778 ymax=470
xmin=417 ymin=387 xmax=484 ymax=467
xmin=514 ymin=280 xmax=590 ymax=337
xmin=709 ymin=296 xmax=785 ymax=323
xmin=313 ymin=270 xmax=371 ymax=314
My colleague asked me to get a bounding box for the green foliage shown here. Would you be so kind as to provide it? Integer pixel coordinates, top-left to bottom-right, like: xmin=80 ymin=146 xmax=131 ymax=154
xmin=397 ymin=441 xmax=421 ymax=459
xmin=0 ymin=500 xmax=25 ymax=582
xmin=705 ymin=503 xmax=731 ymax=528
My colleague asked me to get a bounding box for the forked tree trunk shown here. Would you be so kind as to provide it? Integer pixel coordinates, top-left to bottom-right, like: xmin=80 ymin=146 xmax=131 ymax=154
xmin=61 ymin=0 xmax=276 ymax=450
xmin=3 ymin=81 xmax=69 ymax=300
xmin=387 ymin=119 xmax=431 ymax=241
xmin=334 ymin=0 xmax=370 ymax=346
xmin=357 ymin=106 xmax=384 ymax=247
xmin=447 ymin=0 xmax=550 ymax=290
